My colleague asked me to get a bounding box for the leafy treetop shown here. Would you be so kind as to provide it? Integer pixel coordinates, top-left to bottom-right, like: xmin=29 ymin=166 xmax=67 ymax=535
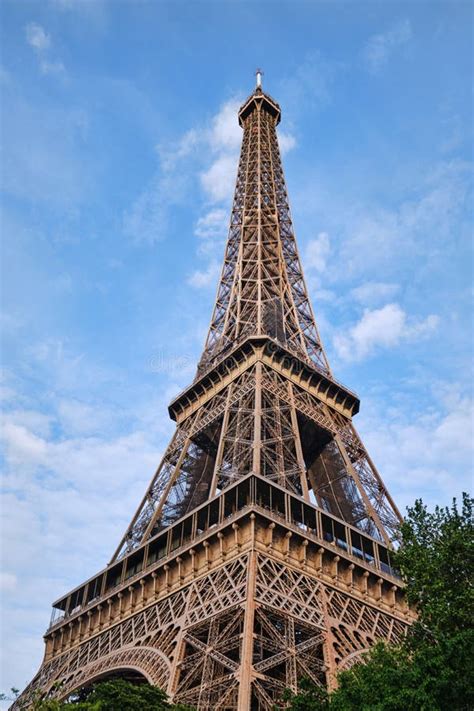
xmin=283 ymin=493 xmax=474 ymax=711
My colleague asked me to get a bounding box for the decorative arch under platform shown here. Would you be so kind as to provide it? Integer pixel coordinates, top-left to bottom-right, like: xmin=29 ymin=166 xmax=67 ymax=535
xmin=55 ymin=646 xmax=171 ymax=701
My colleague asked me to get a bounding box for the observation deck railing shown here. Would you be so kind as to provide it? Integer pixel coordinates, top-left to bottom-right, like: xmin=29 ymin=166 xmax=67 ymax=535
xmin=48 ymin=472 xmax=400 ymax=631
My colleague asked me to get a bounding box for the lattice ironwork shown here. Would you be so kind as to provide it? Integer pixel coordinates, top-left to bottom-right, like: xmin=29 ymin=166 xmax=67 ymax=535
xmin=14 ymin=547 xmax=409 ymax=710
xmin=110 ymin=84 xmax=400 ymax=560
xmin=114 ymin=345 xmax=400 ymax=558
xmin=16 ymin=78 xmax=411 ymax=710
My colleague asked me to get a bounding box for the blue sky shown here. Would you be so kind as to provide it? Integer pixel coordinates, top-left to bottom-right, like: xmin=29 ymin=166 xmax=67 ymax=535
xmin=1 ymin=0 xmax=472 ymax=700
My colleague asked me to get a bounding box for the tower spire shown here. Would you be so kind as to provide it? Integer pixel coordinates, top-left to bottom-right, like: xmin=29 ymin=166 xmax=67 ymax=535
xmin=198 ymin=79 xmax=328 ymax=378
xmin=255 ymin=67 xmax=263 ymax=89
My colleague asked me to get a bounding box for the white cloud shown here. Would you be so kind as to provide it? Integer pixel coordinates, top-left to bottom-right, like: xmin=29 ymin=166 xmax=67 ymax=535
xmin=40 ymin=59 xmax=66 ymax=76
xmin=158 ymin=99 xmax=240 ymax=279
xmin=363 ymin=19 xmax=412 ymax=73
xmin=198 ymin=99 xmax=242 ymax=204
xmin=187 ymin=260 xmax=220 ymax=288
xmin=359 ymin=387 xmax=473 ymax=513
xmin=25 ymin=23 xmax=51 ymax=51
xmin=0 ymin=346 xmax=179 ymax=693
xmin=2 ymin=95 xmax=87 ymax=205
xmin=123 ymin=100 xmax=241 ymax=245
xmin=279 ymin=51 xmax=337 ymax=114
xmin=48 ymin=0 xmax=108 ymax=28
xmin=2 ymin=408 xmax=52 ymax=438
xmin=123 ymin=174 xmax=167 ymax=244
xmin=405 ymin=314 xmax=440 ymax=339
xmin=200 ymin=154 xmax=238 ymax=203
xmin=52 ymin=272 xmax=73 ymax=292
xmin=209 ymin=99 xmax=242 ymax=151
xmin=351 ymin=281 xmax=399 ymax=305
xmin=334 ymin=303 xmax=439 ymax=361
xmin=25 ymin=22 xmax=67 ymax=79
xmin=278 ymin=131 xmax=297 ymax=155
xmin=0 ymin=572 xmax=18 ymax=592
xmin=123 ymin=170 xmax=188 ymax=244
xmin=305 ymin=232 xmax=330 ymax=272
xmin=24 ymin=338 xmax=122 ymax=398
xmin=57 ymin=398 xmax=118 ymax=436
xmin=124 ymin=94 xmax=291 ymax=261
xmin=157 ymin=128 xmax=200 ymax=172
xmin=312 ymin=288 xmax=336 ymax=303
xmin=2 ymin=422 xmax=48 ymax=468
xmin=0 ymin=66 xmax=12 ymax=85
xmin=195 ymin=208 xmax=228 ymax=240
xmin=322 ymin=159 xmax=472 ymax=279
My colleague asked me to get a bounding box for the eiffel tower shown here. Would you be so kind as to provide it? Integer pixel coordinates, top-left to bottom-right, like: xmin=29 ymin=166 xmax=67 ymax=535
xmin=15 ymin=73 xmax=413 ymax=710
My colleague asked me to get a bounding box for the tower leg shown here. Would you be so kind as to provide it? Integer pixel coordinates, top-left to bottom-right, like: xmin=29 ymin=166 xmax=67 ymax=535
xmin=238 ymin=547 xmax=257 ymax=709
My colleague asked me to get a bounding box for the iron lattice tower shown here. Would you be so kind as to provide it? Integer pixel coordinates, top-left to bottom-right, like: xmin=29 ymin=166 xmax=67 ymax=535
xmin=15 ymin=79 xmax=413 ymax=710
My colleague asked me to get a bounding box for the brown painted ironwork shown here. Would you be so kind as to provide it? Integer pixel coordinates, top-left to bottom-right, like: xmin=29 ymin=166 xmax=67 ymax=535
xmin=15 ymin=78 xmax=411 ymax=710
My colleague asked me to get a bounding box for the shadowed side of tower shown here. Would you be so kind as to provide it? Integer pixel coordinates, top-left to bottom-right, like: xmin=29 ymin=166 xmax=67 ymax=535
xmin=14 ymin=77 xmax=413 ymax=711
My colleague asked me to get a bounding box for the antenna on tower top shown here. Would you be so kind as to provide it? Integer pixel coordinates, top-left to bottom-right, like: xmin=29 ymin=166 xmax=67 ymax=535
xmin=255 ymin=68 xmax=263 ymax=89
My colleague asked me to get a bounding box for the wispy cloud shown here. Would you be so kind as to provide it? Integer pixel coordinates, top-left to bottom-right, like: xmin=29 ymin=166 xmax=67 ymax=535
xmin=0 ymin=341 xmax=178 ymax=692
xmin=342 ymin=160 xmax=470 ymax=276
xmin=157 ymin=129 xmax=200 ymax=171
xmin=298 ymin=157 xmax=471 ymax=284
xmin=187 ymin=99 xmax=242 ymax=284
xmin=363 ymin=19 xmax=413 ymax=74
xmin=187 ymin=259 xmax=220 ymax=288
xmin=124 ymin=93 xmax=296 ymax=275
xmin=194 ymin=208 xmax=228 ymax=241
xmin=0 ymin=572 xmax=18 ymax=593
xmin=49 ymin=0 xmax=108 ymax=27
xmin=305 ymin=232 xmax=331 ymax=273
xmin=359 ymin=385 xmax=473 ymax=512
xmin=194 ymin=207 xmax=228 ymax=261
xmin=1 ymin=91 xmax=89 ymax=206
xmin=123 ymin=173 xmax=178 ymax=245
xmin=278 ymin=131 xmax=297 ymax=154
xmin=208 ymin=98 xmax=242 ymax=152
xmin=25 ymin=23 xmax=51 ymax=51
xmin=279 ymin=50 xmax=338 ymax=114
xmin=25 ymin=22 xmax=66 ymax=77
xmin=123 ymin=99 xmax=242 ymax=246
xmin=350 ymin=281 xmax=400 ymax=306
xmin=201 ymin=153 xmax=238 ymax=203
xmin=198 ymin=97 xmax=242 ymax=204
xmin=333 ymin=302 xmax=439 ymax=361
xmin=39 ymin=59 xmax=66 ymax=76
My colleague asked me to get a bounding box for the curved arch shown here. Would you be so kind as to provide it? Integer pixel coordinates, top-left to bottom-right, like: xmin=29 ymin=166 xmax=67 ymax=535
xmin=51 ymin=646 xmax=171 ymax=701
xmin=338 ymin=647 xmax=371 ymax=671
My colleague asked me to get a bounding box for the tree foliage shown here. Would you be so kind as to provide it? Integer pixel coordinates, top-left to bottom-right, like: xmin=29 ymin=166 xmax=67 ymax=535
xmin=284 ymin=493 xmax=474 ymax=711
xmin=1 ymin=678 xmax=193 ymax=710
xmin=65 ymin=678 xmax=192 ymax=710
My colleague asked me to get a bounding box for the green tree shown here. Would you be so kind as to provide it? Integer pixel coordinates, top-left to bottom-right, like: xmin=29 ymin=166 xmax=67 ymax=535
xmin=66 ymin=678 xmax=173 ymax=710
xmin=396 ymin=494 xmax=473 ymax=638
xmin=284 ymin=494 xmax=474 ymax=711
xmin=281 ymin=678 xmax=329 ymax=710
xmin=4 ymin=679 xmax=193 ymax=710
